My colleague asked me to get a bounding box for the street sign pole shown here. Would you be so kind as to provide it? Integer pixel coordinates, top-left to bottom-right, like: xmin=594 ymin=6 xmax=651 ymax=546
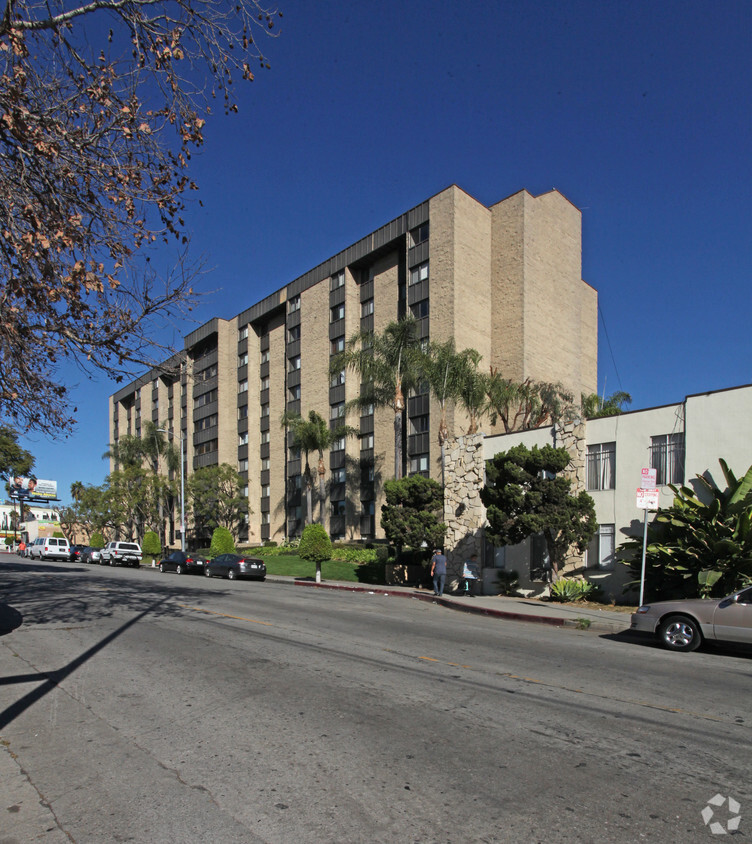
xmin=639 ymin=508 xmax=649 ymax=607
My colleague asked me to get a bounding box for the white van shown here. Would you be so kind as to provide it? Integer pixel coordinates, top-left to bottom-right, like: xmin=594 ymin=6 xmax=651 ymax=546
xmin=29 ymin=537 xmax=71 ymax=561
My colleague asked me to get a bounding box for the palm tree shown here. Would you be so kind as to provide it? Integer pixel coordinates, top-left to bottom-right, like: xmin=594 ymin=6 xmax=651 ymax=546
xmin=421 ymin=340 xmax=485 ymax=484
xmin=581 ymin=391 xmax=632 ymax=419
xmin=485 ymin=371 xmax=574 ymax=433
xmin=70 ymin=481 xmax=84 ymax=504
xmin=332 ymin=315 xmax=423 ymax=479
xmin=281 ymin=410 xmax=357 ymax=526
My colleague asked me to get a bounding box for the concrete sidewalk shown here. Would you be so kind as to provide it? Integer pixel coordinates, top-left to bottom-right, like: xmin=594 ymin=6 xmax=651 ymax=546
xmin=266 ymin=575 xmax=633 ymax=634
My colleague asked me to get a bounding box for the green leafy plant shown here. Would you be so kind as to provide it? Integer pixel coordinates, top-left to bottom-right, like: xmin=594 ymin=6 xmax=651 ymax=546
xmin=210 ymin=527 xmax=235 ymax=558
xmin=574 ymin=617 xmax=592 ymax=630
xmin=380 ymin=475 xmax=446 ymax=552
xmin=549 ymin=577 xmax=596 ymax=603
xmin=141 ymin=530 xmax=161 ymax=566
xmin=89 ymin=532 xmax=105 ymax=549
xmin=298 ymin=523 xmax=332 ymax=583
xmin=621 ymin=459 xmax=752 ymax=600
xmin=496 ymin=570 xmax=520 ymax=596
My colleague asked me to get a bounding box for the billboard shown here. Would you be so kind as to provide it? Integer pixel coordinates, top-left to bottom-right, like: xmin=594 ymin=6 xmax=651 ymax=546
xmin=10 ymin=477 xmax=58 ymax=500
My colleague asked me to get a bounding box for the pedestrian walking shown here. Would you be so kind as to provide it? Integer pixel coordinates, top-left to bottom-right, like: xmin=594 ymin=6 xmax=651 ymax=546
xmin=430 ymin=548 xmax=447 ymax=596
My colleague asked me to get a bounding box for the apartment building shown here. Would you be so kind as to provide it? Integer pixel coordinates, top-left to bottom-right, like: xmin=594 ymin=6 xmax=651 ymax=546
xmin=481 ymin=384 xmax=752 ymax=599
xmin=109 ymin=185 xmax=598 ymax=546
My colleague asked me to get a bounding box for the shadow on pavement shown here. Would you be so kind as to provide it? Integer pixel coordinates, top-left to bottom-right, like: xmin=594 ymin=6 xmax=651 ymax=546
xmin=0 ymin=603 xmax=22 ymax=636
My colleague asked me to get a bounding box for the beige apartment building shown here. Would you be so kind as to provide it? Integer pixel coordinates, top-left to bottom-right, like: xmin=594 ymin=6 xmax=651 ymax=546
xmin=109 ymin=185 xmax=598 ymax=546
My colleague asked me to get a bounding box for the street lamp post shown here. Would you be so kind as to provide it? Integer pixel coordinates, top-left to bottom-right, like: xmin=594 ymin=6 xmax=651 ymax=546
xmin=157 ymin=428 xmax=185 ymax=552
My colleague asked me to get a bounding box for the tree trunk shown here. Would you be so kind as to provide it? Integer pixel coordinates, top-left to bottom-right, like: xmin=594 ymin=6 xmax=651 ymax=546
xmin=317 ymin=455 xmax=326 ymax=525
xmin=394 ymin=378 xmax=404 ymax=479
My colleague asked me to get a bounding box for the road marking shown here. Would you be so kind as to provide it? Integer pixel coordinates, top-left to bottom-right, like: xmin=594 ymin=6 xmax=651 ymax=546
xmin=178 ymin=604 xmax=274 ymax=626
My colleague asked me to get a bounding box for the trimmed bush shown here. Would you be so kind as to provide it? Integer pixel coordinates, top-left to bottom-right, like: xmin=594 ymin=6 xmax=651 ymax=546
xmin=90 ymin=532 xmax=105 ymax=549
xmin=298 ymin=524 xmax=332 ymax=564
xmin=142 ymin=531 xmax=160 ymax=556
xmin=263 ymin=540 xmax=278 ymax=547
xmin=210 ymin=527 xmax=235 ymax=557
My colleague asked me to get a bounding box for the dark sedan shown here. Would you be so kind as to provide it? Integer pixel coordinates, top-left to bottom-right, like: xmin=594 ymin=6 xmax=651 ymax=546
xmin=80 ymin=546 xmax=102 ymax=564
xmin=159 ymin=550 xmax=208 ymax=575
xmin=69 ymin=544 xmax=86 ymax=562
xmin=205 ymin=554 xmax=266 ymax=581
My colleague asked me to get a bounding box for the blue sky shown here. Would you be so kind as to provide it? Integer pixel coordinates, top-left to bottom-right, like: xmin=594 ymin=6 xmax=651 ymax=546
xmin=17 ymin=0 xmax=752 ymax=505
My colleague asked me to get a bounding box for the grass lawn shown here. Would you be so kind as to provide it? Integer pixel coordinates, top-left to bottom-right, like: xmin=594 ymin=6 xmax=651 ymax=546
xmin=262 ymin=554 xmax=360 ymax=582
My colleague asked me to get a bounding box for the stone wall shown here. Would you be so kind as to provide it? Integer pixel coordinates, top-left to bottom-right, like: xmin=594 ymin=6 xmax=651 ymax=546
xmin=443 ymin=434 xmax=485 ymax=570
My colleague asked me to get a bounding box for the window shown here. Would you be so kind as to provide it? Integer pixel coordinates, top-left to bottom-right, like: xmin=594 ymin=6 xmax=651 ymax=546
xmin=587 ymin=524 xmax=615 ymax=570
xmin=331 ymin=270 xmax=345 ymax=290
xmin=239 ymin=432 xmax=248 ymax=446
xmin=289 ymin=384 xmax=301 ymax=401
xmin=195 ymin=414 xmax=217 ymax=431
xmin=586 ymin=442 xmax=616 ymax=490
xmin=362 ymin=501 xmax=375 ymax=516
xmin=261 ymin=457 xmax=270 ymax=470
xmin=331 ymin=436 xmax=346 ymax=452
xmin=261 ymin=404 xmax=269 ymax=418
xmin=361 ymin=433 xmax=374 ymax=450
xmin=261 ymin=484 xmax=270 ymax=498
xmin=409 ymin=453 xmax=429 ymax=474
xmin=242 ymin=485 xmax=248 ymax=497
xmin=293 ymin=474 xmax=302 ymax=490
xmin=331 ymin=336 xmax=345 ymax=355
xmin=330 ymin=401 xmax=345 ymax=420
xmin=261 ymin=512 xmax=270 ymax=525
xmin=361 ymin=299 xmax=374 ymax=318
xmin=238 ymin=405 xmax=248 ymax=420
xmin=261 ymin=431 xmax=270 ymax=444
xmin=196 ymin=439 xmax=218 ymax=456
xmin=260 ymin=350 xmax=269 ymax=365
xmin=650 ymin=434 xmax=685 ymax=485
xmin=194 ymin=389 xmax=217 ymax=408
xmin=410 ymin=223 xmax=429 ymax=247
xmin=260 ymin=376 xmax=269 ymax=391
xmin=238 ymin=352 xmax=248 ymax=367
xmin=238 ymin=325 xmax=248 ymax=340
xmin=330 ymin=303 xmax=345 ymax=322
xmin=289 ymin=445 xmax=301 ymax=460
xmin=238 ymin=458 xmax=248 ymax=471
xmin=330 ymin=369 xmax=345 ymax=387
xmin=409 ymin=261 xmax=429 ymax=286
xmin=361 ymin=403 xmax=374 ymax=417
xmin=411 ymin=299 xmax=429 ymax=319
xmin=196 ymin=363 xmax=217 ymax=382
xmin=238 ymin=379 xmax=248 ymax=394
xmin=289 ymin=356 xmax=301 ymax=372
xmin=410 ymin=414 xmax=429 ymax=435
xmin=288 ymin=295 xmax=300 ymax=313
xmin=331 ymin=468 xmax=346 ymax=484
xmin=331 ymin=500 xmax=346 ymax=516
xmin=288 ymin=325 xmax=301 ymax=343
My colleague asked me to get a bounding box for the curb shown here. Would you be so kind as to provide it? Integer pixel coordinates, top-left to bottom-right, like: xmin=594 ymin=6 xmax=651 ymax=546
xmin=282 ymin=578 xmax=627 ymax=634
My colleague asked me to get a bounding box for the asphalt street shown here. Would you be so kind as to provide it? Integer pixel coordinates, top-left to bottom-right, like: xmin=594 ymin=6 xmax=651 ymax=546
xmin=0 ymin=555 xmax=749 ymax=843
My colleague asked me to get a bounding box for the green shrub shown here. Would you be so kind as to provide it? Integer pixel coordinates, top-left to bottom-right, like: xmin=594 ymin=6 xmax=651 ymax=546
xmin=496 ymin=570 xmax=520 ymax=596
xmin=142 ymin=531 xmax=160 ymax=556
xmin=330 ymin=546 xmax=378 ymax=563
xmin=263 ymin=539 xmax=278 ymax=547
xmin=549 ymin=577 xmax=595 ymax=603
xmin=4 ymin=537 xmax=13 ymax=547
xmin=90 ymin=532 xmax=105 ymax=549
xmin=210 ymin=527 xmax=235 ymax=557
xmin=53 ymin=530 xmax=64 ymax=538
xmin=375 ymin=545 xmax=391 ymax=565
xmin=298 ymin=524 xmax=332 ymax=565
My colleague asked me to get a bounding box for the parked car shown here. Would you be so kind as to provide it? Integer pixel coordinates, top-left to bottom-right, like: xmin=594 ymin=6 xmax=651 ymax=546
xmin=69 ymin=544 xmax=86 ymax=562
xmin=205 ymin=553 xmax=266 ymax=581
xmin=80 ymin=546 xmax=102 ymax=564
xmin=100 ymin=541 xmax=142 ymax=567
xmin=28 ymin=537 xmax=71 ymax=561
xmin=159 ymin=550 xmax=208 ymax=575
xmin=631 ymin=586 xmax=752 ymax=652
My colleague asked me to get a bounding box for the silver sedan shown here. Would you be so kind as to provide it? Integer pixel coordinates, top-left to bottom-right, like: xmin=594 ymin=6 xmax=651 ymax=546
xmin=631 ymin=586 xmax=752 ymax=652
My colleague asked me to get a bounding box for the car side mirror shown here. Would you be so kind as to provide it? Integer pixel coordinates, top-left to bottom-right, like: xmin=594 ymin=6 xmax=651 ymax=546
xmin=718 ymin=598 xmax=734 ymax=609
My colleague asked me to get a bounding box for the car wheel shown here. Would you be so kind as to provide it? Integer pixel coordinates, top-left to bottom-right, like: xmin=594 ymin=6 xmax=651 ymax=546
xmin=160 ymin=563 xmax=165 ymax=573
xmin=658 ymin=615 xmax=702 ymax=652
xmin=175 ymin=564 xmax=184 ymax=575
xmin=205 ymin=566 xmax=211 ymax=578
xmin=228 ymin=569 xmax=237 ymax=580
